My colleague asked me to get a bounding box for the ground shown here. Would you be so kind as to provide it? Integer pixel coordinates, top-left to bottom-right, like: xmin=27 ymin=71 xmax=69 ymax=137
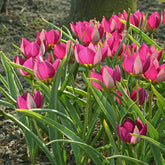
xmin=0 ymin=0 xmax=165 ymax=164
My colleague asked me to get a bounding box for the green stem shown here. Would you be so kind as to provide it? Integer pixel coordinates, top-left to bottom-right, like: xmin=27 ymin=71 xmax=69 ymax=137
xmin=133 ymin=146 xmax=138 ymax=165
xmin=50 ymin=50 xmax=55 ymax=63
xmin=148 ymin=88 xmax=153 ymax=122
xmin=32 ymin=119 xmax=44 ymax=142
xmin=136 ymin=79 xmax=139 ymax=107
xmin=83 ymin=69 xmax=92 ymax=140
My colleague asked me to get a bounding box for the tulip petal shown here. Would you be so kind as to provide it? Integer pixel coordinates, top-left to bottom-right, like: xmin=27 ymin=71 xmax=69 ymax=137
xmin=103 ymin=68 xmax=114 ymax=89
xmin=122 ymin=117 xmax=135 ymax=133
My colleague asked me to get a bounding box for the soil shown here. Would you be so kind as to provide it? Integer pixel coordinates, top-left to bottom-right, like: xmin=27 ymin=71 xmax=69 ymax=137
xmin=0 ymin=0 xmax=165 ymax=164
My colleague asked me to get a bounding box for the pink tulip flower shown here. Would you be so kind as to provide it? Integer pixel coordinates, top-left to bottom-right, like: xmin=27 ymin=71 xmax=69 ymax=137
xmin=122 ymin=52 xmax=151 ymax=76
xmin=116 ymin=87 xmax=147 ymax=106
xmin=45 ymin=29 xmax=61 ymax=49
xmin=104 ymin=31 xmax=126 ymax=58
xmin=70 ymin=19 xmax=104 ymax=45
xmin=14 ymin=56 xmax=35 ymax=79
xmin=17 ymin=90 xmax=43 ymax=109
xmin=53 ymin=41 xmax=74 ymax=60
xmin=130 ymin=87 xmax=147 ymax=106
xmin=20 ymin=38 xmax=40 ymax=58
xmin=145 ymin=12 xmax=161 ymax=32
xmin=90 ymin=65 xmax=121 ymax=90
xmin=101 ymin=14 xmax=125 ymax=33
xmin=139 ymin=43 xmax=163 ymax=61
xmin=33 ymin=59 xmax=60 ymax=84
xmin=143 ymin=59 xmax=165 ymax=83
xmin=74 ymin=42 xmax=108 ymax=68
xmin=123 ymin=10 xmax=145 ymax=28
xmin=117 ymin=117 xmax=148 ymax=145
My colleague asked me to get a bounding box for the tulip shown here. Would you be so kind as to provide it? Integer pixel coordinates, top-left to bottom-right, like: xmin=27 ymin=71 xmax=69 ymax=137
xmin=70 ymin=19 xmax=104 ymax=45
xmin=145 ymin=12 xmax=161 ymax=32
xmin=53 ymin=41 xmax=74 ymax=60
xmin=33 ymin=59 xmax=60 ymax=84
xmin=45 ymin=29 xmax=61 ymax=49
xmin=117 ymin=117 xmax=148 ymax=145
xmin=104 ymin=31 xmax=126 ymax=58
xmin=90 ymin=65 xmax=121 ymax=90
xmin=20 ymin=38 xmax=40 ymax=58
xmin=139 ymin=43 xmax=163 ymax=61
xmin=74 ymin=42 xmax=107 ymax=68
xmin=130 ymin=87 xmax=147 ymax=106
xmin=116 ymin=87 xmax=147 ymax=106
xmin=101 ymin=14 xmax=125 ymax=33
xmin=17 ymin=90 xmax=43 ymax=109
xmin=14 ymin=56 xmax=34 ymax=79
xmin=122 ymin=52 xmax=151 ymax=76
xmin=123 ymin=10 xmax=145 ymax=28
xmin=143 ymin=59 xmax=165 ymax=83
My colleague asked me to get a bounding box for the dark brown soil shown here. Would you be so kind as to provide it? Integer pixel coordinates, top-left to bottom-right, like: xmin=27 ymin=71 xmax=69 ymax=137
xmin=0 ymin=0 xmax=165 ymax=164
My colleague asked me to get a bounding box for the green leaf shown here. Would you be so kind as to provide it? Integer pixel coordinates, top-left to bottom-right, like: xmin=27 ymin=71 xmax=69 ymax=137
xmin=151 ymin=84 xmax=165 ymax=117
xmin=89 ymin=81 xmax=117 ymax=132
xmin=0 ymin=74 xmax=9 ymax=90
xmin=0 ymin=110 xmax=57 ymax=165
xmin=1 ymin=52 xmax=19 ymax=99
xmin=17 ymin=109 xmax=106 ymax=165
xmin=0 ymin=87 xmax=17 ymax=106
xmin=131 ymin=134 xmax=165 ymax=152
xmin=107 ymin=155 xmax=148 ymax=165
xmin=0 ymin=99 xmax=15 ymax=109
xmin=10 ymin=62 xmax=34 ymax=76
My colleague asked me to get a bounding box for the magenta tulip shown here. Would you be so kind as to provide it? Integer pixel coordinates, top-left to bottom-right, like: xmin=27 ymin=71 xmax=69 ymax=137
xmin=90 ymin=65 xmax=121 ymax=90
xmin=34 ymin=59 xmax=60 ymax=84
xmin=45 ymin=29 xmax=61 ymax=49
xmin=74 ymin=42 xmax=107 ymax=68
xmin=101 ymin=14 xmax=125 ymax=33
xmin=104 ymin=31 xmax=126 ymax=58
xmin=14 ymin=56 xmax=34 ymax=79
xmin=123 ymin=10 xmax=145 ymax=28
xmin=20 ymin=38 xmax=40 ymax=58
xmin=122 ymin=52 xmax=151 ymax=76
xmin=145 ymin=12 xmax=161 ymax=32
xmin=130 ymin=87 xmax=147 ymax=106
xmin=117 ymin=117 xmax=148 ymax=145
xmin=143 ymin=59 xmax=165 ymax=83
xmin=70 ymin=19 xmax=104 ymax=45
xmin=17 ymin=90 xmax=43 ymax=109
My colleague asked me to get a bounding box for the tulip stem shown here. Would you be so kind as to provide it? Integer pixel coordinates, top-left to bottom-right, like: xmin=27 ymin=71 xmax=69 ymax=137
xmin=133 ymin=146 xmax=138 ymax=165
xmin=83 ymin=69 xmax=92 ymax=140
xmin=148 ymin=88 xmax=153 ymax=122
xmin=136 ymin=79 xmax=139 ymax=107
xmin=50 ymin=50 xmax=55 ymax=63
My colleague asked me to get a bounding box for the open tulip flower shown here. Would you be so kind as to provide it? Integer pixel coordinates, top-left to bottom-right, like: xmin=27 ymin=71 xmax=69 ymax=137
xmin=74 ymin=42 xmax=108 ymax=68
xmin=90 ymin=65 xmax=121 ymax=90
xmin=143 ymin=58 xmax=165 ymax=83
xmin=104 ymin=31 xmax=126 ymax=58
xmin=122 ymin=52 xmax=151 ymax=76
xmin=101 ymin=14 xmax=125 ymax=34
xmin=116 ymin=87 xmax=147 ymax=106
xmin=33 ymin=59 xmax=60 ymax=84
xmin=139 ymin=43 xmax=163 ymax=61
xmin=123 ymin=10 xmax=145 ymax=28
xmin=117 ymin=117 xmax=148 ymax=145
xmin=53 ymin=41 xmax=74 ymax=60
xmin=17 ymin=90 xmax=43 ymax=109
xmin=145 ymin=12 xmax=161 ymax=32
xmin=20 ymin=38 xmax=40 ymax=58
xmin=70 ymin=19 xmax=104 ymax=45
xmin=14 ymin=56 xmax=35 ymax=79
